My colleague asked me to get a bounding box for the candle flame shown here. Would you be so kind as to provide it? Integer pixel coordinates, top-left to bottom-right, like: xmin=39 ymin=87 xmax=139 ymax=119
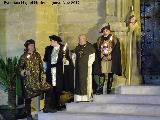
xmin=131 ymin=5 xmax=134 ymax=11
xmin=110 ymin=35 xmax=113 ymax=41
xmin=63 ymin=43 xmax=68 ymax=51
xmin=27 ymin=54 xmax=31 ymax=59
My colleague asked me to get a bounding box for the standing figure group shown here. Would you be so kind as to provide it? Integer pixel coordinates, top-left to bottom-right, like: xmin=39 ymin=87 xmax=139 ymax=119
xmin=18 ymin=17 xmax=142 ymax=119
xmin=19 ymin=36 xmax=74 ymax=120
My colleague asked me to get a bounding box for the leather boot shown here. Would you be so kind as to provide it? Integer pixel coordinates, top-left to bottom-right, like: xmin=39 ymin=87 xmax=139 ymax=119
xmin=25 ymin=99 xmax=33 ymax=120
xmin=107 ymin=73 xmax=113 ymax=94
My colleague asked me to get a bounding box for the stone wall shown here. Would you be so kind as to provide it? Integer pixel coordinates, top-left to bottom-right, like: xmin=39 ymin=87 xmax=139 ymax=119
xmin=0 ymin=0 xmax=59 ymax=58
xmin=36 ymin=0 xmax=58 ymax=57
xmin=0 ymin=0 xmax=140 ymax=57
xmin=0 ymin=1 xmax=36 ymax=57
xmin=58 ymin=0 xmax=106 ymax=49
xmin=0 ymin=9 xmax=6 ymax=58
xmin=0 ymin=0 xmax=141 ymax=89
xmin=6 ymin=6 xmax=36 ymax=57
xmin=105 ymin=0 xmax=141 ymax=86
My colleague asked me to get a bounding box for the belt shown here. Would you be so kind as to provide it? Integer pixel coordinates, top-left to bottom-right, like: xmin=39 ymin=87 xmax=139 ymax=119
xmin=51 ymin=63 xmax=57 ymax=68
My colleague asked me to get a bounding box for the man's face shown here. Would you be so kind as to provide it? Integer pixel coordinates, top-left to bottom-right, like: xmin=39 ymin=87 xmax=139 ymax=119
xmin=79 ymin=35 xmax=87 ymax=45
xmin=27 ymin=44 xmax=35 ymax=52
xmin=50 ymin=39 xmax=58 ymax=47
xmin=103 ymin=29 xmax=110 ymax=36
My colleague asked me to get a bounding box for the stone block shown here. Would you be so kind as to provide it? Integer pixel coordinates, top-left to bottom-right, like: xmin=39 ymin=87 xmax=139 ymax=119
xmin=38 ymin=112 xmax=160 ymax=120
xmin=94 ymin=94 xmax=160 ymax=105
xmin=59 ymin=23 xmax=97 ymax=33
xmin=67 ymin=102 xmax=160 ymax=116
xmin=58 ymin=2 xmax=97 ymax=13
xmin=115 ymin=86 xmax=160 ymax=95
xmin=58 ymin=13 xmax=99 ymax=24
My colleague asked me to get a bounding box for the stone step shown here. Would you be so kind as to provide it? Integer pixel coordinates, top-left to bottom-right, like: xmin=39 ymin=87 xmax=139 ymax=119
xmin=115 ymin=86 xmax=160 ymax=95
xmin=93 ymin=94 xmax=160 ymax=104
xmin=66 ymin=103 xmax=160 ymax=116
xmin=38 ymin=112 xmax=160 ymax=120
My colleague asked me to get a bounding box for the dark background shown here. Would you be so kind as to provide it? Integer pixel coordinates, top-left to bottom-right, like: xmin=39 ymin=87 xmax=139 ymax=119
xmin=141 ymin=0 xmax=160 ymax=85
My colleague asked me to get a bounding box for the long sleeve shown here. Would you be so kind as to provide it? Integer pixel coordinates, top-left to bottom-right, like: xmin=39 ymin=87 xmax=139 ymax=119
xmin=18 ymin=54 xmax=26 ymax=74
xmin=43 ymin=47 xmax=49 ymax=72
xmin=36 ymin=52 xmax=45 ymax=74
xmin=64 ymin=49 xmax=71 ymax=65
xmin=88 ymin=53 xmax=95 ymax=67
xmin=43 ymin=47 xmax=49 ymax=62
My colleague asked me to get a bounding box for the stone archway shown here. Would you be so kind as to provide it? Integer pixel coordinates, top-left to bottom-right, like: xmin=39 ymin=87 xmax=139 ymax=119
xmin=105 ymin=0 xmax=141 ymax=87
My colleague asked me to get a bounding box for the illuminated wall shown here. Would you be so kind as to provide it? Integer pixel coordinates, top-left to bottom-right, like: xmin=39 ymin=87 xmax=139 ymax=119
xmin=58 ymin=0 xmax=106 ymax=49
xmin=0 ymin=9 xmax=6 ymax=58
xmin=0 ymin=0 xmax=140 ymax=58
xmin=35 ymin=0 xmax=58 ymax=57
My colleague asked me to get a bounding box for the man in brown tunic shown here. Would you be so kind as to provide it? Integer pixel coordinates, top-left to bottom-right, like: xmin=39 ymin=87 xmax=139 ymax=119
xmin=97 ymin=24 xmax=122 ymax=94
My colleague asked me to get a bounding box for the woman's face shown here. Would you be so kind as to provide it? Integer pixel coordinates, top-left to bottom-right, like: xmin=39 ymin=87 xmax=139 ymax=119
xmin=130 ymin=16 xmax=136 ymax=23
xmin=27 ymin=44 xmax=35 ymax=52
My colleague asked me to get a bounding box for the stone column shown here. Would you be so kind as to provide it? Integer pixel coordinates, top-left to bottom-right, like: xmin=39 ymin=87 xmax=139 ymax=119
xmin=133 ymin=0 xmax=141 ymax=23
xmin=105 ymin=0 xmax=141 ymax=88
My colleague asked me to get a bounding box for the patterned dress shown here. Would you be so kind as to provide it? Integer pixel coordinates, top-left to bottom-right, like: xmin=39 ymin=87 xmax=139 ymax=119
xmin=19 ymin=51 xmax=46 ymax=99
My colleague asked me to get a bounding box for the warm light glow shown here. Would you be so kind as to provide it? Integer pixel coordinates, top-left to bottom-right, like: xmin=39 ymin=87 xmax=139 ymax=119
xmin=110 ymin=35 xmax=113 ymax=41
xmin=27 ymin=54 xmax=31 ymax=59
xmin=131 ymin=5 xmax=134 ymax=11
xmin=104 ymin=43 xmax=107 ymax=46
xmin=63 ymin=43 xmax=68 ymax=51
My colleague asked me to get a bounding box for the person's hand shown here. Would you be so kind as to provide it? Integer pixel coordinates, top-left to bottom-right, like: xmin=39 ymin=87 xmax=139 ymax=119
xmin=41 ymin=74 xmax=46 ymax=84
xmin=43 ymin=62 xmax=47 ymax=73
xmin=20 ymin=70 xmax=30 ymax=76
xmin=25 ymin=70 xmax=30 ymax=76
xmin=20 ymin=70 xmax=25 ymax=76
xmin=72 ymin=53 xmax=76 ymax=60
xmin=64 ymin=60 xmax=69 ymax=65
xmin=63 ymin=58 xmax=69 ymax=65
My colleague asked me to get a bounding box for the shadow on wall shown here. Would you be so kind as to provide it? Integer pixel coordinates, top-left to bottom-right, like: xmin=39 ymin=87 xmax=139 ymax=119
xmin=86 ymin=0 xmax=106 ymax=44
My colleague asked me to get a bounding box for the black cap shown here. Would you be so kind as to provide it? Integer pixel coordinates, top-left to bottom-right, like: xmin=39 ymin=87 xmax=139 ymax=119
xmin=100 ymin=23 xmax=110 ymax=33
xmin=24 ymin=39 xmax=35 ymax=47
xmin=49 ymin=35 xmax=62 ymax=42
